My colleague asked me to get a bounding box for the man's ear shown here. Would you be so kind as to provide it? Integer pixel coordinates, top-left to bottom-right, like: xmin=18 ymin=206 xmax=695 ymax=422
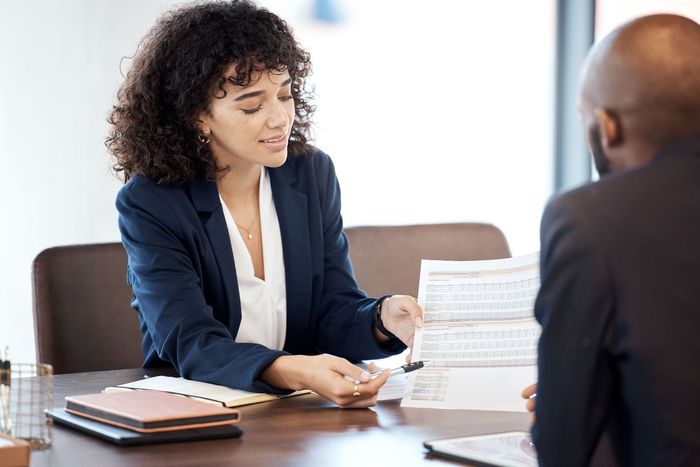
xmin=594 ymin=108 xmax=622 ymax=148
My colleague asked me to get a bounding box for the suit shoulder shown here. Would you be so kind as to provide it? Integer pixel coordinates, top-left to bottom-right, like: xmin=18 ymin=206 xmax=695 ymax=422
xmin=116 ymin=176 xmax=190 ymax=212
xmin=547 ymin=173 xmax=624 ymax=212
xmin=284 ymin=146 xmax=332 ymax=172
xmin=283 ymin=147 xmax=337 ymax=186
xmin=546 ymin=167 xmax=655 ymax=221
xmin=540 ymin=182 xmax=604 ymax=241
xmin=543 ymin=184 xmax=590 ymax=220
xmin=118 ymin=175 xmax=186 ymax=197
xmin=541 ymin=174 xmax=640 ymax=254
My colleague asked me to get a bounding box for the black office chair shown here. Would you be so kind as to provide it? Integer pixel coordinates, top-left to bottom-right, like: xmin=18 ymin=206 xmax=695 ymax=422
xmin=31 ymin=243 xmax=143 ymax=374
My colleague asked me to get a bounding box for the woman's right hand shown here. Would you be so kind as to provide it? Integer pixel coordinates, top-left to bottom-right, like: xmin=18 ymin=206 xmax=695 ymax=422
xmin=261 ymin=354 xmax=390 ymax=408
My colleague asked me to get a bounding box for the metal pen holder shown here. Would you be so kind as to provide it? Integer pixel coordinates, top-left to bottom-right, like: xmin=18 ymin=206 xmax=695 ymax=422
xmin=0 ymin=363 xmax=53 ymax=449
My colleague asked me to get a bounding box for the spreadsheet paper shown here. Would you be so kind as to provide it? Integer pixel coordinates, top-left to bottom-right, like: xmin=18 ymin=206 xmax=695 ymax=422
xmin=401 ymin=253 xmax=540 ymax=411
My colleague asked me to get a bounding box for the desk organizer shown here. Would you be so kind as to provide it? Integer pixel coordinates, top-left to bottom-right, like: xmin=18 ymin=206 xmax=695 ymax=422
xmin=1 ymin=363 xmax=53 ymax=449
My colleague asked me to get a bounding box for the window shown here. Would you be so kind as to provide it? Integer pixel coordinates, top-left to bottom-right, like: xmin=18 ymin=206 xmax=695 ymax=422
xmin=597 ymin=0 xmax=700 ymax=39
xmin=263 ymin=1 xmax=557 ymax=255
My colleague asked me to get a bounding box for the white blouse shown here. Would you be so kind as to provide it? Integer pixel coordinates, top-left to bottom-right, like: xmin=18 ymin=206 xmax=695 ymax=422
xmin=219 ymin=167 xmax=287 ymax=350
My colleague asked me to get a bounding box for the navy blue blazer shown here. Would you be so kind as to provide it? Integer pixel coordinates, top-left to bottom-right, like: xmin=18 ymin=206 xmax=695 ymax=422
xmin=117 ymin=149 xmax=405 ymax=393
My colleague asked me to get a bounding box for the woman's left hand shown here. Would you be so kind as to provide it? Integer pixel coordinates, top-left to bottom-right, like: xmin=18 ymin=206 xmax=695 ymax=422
xmin=379 ymin=295 xmax=424 ymax=349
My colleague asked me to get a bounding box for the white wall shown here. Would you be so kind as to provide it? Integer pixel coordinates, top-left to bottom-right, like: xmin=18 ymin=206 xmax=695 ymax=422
xmin=0 ymin=0 xmax=179 ymax=364
xmin=0 ymin=0 xmax=554 ymax=365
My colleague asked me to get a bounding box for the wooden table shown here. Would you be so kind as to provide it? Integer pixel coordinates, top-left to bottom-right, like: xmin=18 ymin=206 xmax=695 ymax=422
xmin=31 ymin=368 xmax=530 ymax=466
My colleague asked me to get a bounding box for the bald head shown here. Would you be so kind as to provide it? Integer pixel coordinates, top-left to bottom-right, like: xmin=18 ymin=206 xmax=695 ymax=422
xmin=580 ymin=14 xmax=700 ymax=171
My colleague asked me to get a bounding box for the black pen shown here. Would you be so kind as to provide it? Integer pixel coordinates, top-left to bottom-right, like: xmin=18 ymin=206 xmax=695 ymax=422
xmin=1 ymin=346 xmax=10 ymax=434
xmin=370 ymin=361 xmax=431 ymax=380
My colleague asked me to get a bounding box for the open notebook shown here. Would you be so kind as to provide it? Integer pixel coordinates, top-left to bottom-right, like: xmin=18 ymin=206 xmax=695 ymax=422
xmin=104 ymin=376 xmax=310 ymax=408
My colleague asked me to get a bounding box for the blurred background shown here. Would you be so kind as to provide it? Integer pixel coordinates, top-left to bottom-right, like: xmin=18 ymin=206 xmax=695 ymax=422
xmin=1 ymin=0 xmax=699 ymax=364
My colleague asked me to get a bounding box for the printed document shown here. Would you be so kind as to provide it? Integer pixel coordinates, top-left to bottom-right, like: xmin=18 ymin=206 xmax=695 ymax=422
xmin=401 ymin=253 xmax=540 ymax=412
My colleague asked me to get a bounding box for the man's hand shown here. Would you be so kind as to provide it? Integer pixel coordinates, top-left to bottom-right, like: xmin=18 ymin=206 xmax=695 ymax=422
xmin=521 ymin=383 xmax=537 ymax=422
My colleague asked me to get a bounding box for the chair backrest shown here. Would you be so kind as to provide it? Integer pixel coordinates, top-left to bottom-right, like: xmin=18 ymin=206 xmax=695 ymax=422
xmin=344 ymin=223 xmax=511 ymax=298
xmin=32 ymin=243 xmax=143 ymax=374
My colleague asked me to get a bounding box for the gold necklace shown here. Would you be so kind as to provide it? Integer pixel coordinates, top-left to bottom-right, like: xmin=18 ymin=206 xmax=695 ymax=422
xmin=234 ymin=213 xmax=259 ymax=240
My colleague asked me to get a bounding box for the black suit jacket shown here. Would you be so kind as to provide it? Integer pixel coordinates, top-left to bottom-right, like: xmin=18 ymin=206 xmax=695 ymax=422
xmin=533 ymin=135 xmax=700 ymax=466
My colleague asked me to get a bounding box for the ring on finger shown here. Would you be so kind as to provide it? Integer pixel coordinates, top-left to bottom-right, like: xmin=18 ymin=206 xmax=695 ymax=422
xmin=352 ymin=382 xmax=361 ymax=397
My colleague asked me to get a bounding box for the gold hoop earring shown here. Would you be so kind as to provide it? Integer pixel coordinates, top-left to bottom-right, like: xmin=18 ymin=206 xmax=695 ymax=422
xmin=197 ymin=133 xmax=210 ymax=144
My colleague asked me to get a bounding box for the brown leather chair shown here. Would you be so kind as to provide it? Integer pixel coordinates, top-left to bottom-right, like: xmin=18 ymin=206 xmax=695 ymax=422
xmin=32 ymin=243 xmax=143 ymax=374
xmin=30 ymin=226 xmax=507 ymax=372
xmin=344 ymin=223 xmax=511 ymax=298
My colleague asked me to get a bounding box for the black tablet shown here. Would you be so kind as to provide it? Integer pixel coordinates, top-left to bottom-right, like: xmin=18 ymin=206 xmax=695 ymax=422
xmin=424 ymin=431 xmax=537 ymax=467
xmin=46 ymin=408 xmax=242 ymax=446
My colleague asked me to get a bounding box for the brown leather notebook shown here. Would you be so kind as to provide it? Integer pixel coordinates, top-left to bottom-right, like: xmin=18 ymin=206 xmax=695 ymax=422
xmin=65 ymin=390 xmax=240 ymax=433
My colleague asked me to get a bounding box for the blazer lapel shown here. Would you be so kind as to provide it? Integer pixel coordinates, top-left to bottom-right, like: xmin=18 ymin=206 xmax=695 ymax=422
xmin=189 ymin=179 xmax=242 ymax=335
xmin=269 ymin=165 xmax=312 ymax=351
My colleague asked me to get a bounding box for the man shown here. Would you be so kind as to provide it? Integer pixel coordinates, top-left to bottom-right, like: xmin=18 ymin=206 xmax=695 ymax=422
xmin=531 ymin=14 xmax=700 ymax=467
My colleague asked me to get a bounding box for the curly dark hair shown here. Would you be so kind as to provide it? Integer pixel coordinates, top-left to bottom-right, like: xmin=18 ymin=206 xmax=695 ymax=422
xmin=106 ymin=0 xmax=315 ymax=184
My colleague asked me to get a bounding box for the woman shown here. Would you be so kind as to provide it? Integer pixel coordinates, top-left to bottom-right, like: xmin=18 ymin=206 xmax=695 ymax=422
xmin=107 ymin=0 xmax=422 ymax=408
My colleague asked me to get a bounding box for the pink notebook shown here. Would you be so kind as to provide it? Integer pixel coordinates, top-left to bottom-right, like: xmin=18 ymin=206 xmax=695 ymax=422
xmin=65 ymin=390 xmax=240 ymax=433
